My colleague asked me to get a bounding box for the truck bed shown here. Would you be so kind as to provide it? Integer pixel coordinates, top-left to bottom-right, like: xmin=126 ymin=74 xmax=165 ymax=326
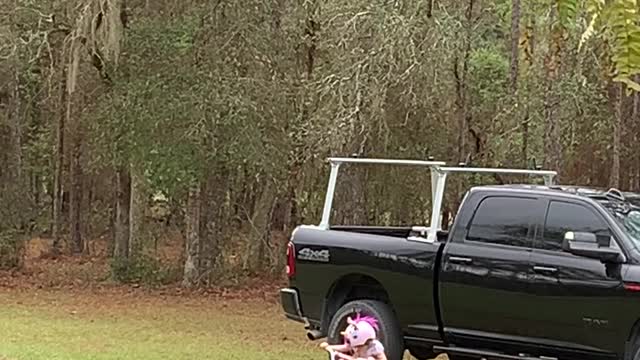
xmin=289 ymin=225 xmax=444 ymax=340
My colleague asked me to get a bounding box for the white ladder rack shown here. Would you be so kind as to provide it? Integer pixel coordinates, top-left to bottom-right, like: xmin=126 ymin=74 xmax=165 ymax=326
xmin=318 ymin=157 xmax=557 ymax=242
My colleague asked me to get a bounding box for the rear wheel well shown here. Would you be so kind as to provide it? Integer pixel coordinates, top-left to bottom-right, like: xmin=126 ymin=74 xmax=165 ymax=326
xmin=321 ymin=274 xmax=393 ymax=333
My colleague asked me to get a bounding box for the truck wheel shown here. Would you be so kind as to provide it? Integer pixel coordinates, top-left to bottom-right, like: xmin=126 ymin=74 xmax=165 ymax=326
xmin=327 ymin=299 xmax=404 ymax=360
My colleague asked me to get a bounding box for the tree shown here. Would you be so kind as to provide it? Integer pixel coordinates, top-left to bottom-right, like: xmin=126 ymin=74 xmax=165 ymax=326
xmin=572 ymin=0 xmax=640 ymax=90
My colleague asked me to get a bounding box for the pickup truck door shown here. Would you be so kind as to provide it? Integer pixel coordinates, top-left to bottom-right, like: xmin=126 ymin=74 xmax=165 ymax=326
xmin=528 ymin=198 xmax=628 ymax=358
xmin=439 ymin=192 xmax=544 ymax=353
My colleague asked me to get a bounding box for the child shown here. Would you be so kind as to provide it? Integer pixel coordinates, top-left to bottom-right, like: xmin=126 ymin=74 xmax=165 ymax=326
xmin=320 ymin=314 xmax=388 ymax=360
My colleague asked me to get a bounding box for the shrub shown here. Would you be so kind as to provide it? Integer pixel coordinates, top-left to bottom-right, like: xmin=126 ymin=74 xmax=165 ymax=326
xmin=110 ymin=254 xmax=180 ymax=285
xmin=0 ymin=229 xmax=25 ymax=269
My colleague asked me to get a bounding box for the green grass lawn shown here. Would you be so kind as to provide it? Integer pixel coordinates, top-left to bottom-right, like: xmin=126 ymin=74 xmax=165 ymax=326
xmin=0 ymin=288 xmax=321 ymax=360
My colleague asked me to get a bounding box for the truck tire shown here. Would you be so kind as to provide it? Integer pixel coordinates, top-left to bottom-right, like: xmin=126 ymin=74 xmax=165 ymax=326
xmin=327 ymin=299 xmax=404 ymax=360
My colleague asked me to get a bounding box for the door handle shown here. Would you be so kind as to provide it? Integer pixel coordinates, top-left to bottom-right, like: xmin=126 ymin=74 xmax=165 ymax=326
xmin=449 ymin=256 xmax=473 ymax=264
xmin=533 ymin=266 xmax=558 ymax=273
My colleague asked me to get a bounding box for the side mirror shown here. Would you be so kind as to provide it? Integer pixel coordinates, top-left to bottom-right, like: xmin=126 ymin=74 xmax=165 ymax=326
xmin=563 ymin=231 xmax=623 ymax=263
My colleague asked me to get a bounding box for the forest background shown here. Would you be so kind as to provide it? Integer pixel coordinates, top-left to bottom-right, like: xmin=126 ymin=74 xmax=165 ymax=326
xmin=1 ymin=0 xmax=640 ymax=288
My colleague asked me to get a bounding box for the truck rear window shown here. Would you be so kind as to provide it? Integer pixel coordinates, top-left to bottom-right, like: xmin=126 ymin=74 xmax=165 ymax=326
xmin=467 ymin=196 xmax=537 ymax=248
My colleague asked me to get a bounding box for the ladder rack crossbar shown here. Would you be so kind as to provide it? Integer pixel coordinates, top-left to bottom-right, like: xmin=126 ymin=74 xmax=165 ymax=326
xmin=439 ymin=166 xmax=557 ymax=176
xmin=328 ymin=157 xmax=446 ymax=167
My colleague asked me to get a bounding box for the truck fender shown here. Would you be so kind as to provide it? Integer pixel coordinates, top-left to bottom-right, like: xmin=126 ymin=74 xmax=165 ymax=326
xmin=321 ymin=273 xmax=392 ymax=333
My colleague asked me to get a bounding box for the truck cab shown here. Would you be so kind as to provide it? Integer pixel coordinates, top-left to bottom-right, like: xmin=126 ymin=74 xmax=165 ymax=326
xmin=438 ymin=184 xmax=640 ymax=360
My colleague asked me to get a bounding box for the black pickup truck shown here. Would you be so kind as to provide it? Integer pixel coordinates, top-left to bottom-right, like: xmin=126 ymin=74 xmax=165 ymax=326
xmin=280 ymin=158 xmax=640 ymax=360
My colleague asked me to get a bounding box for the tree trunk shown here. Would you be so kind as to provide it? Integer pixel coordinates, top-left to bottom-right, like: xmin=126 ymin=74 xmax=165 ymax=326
xmin=182 ymin=183 xmax=201 ymax=287
xmin=543 ymin=83 xmax=562 ymax=171
xmin=282 ymin=160 xmax=301 ymax=234
xmin=610 ymin=83 xmax=622 ymax=188
xmin=0 ymin=100 xmax=8 ymax=195
xmin=454 ymin=62 xmax=468 ymax=165
xmin=52 ymin=63 xmax=67 ymax=252
xmin=129 ymin=164 xmax=146 ymax=257
xmin=634 ymin=76 xmax=640 ymax=190
xmin=10 ymin=66 xmax=22 ymax=184
xmin=510 ymin=0 xmax=520 ymax=94
xmin=455 ymin=0 xmax=474 ymax=164
xmin=283 ymin=0 xmax=318 ymax=234
xmin=9 ymin=61 xmax=25 ymax=229
xmin=198 ymin=175 xmax=213 ymax=285
xmin=66 ymin=98 xmax=84 ymax=254
xmin=85 ymin=177 xmax=94 ymax=253
xmin=543 ymin=19 xmax=563 ymax=172
xmin=452 ymin=0 xmax=475 ymax=213
xmin=198 ymin=163 xmax=228 ymax=285
xmin=510 ymin=0 xmax=526 ymax=167
xmin=244 ymin=179 xmax=276 ymax=273
xmin=114 ymin=166 xmax=131 ymax=259
xmin=523 ymin=14 xmax=537 ymax=170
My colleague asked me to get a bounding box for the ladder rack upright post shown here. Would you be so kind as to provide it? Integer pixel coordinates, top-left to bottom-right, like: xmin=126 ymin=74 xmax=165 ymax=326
xmin=427 ymin=166 xmax=557 ymax=241
xmin=319 ymin=158 xmax=447 ymax=230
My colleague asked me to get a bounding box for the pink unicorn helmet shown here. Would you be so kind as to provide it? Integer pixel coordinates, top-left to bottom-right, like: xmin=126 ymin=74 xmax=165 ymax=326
xmin=340 ymin=314 xmax=379 ymax=348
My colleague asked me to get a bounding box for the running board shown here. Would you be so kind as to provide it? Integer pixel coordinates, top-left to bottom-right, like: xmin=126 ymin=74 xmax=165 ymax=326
xmin=433 ymin=345 xmax=555 ymax=360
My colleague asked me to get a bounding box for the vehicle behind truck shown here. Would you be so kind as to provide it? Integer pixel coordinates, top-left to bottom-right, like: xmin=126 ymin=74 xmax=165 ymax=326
xmin=280 ymin=157 xmax=640 ymax=360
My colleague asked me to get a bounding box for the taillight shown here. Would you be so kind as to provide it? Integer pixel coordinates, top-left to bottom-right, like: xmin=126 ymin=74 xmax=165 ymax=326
xmin=286 ymin=242 xmax=296 ymax=278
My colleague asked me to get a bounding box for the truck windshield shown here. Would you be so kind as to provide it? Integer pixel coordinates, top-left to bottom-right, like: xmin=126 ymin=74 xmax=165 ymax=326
xmin=600 ymin=201 xmax=640 ymax=248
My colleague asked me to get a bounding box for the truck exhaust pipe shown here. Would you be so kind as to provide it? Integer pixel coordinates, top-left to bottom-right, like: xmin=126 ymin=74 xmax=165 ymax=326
xmin=306 ymin=329 xmax=324 ymax=341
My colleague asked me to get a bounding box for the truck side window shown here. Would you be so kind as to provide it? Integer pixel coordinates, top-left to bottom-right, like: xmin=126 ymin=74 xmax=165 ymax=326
xmin=466 ymin=196 xmax=537 ymax=248
xmin=542 ymin=201 xmax=611 ymax=251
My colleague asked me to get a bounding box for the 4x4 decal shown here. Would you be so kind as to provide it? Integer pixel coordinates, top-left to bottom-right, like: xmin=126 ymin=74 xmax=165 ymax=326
xmin=297 ymin=248 xmax=330 ymax=263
